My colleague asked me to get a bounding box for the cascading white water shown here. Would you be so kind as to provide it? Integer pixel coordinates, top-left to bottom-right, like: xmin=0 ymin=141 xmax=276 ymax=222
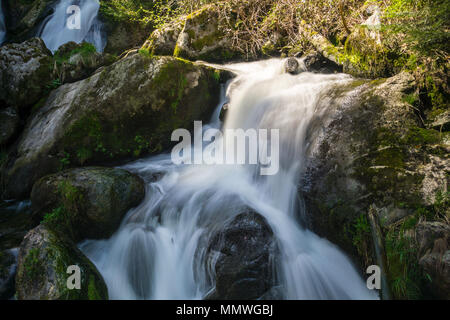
xmin=80 ymin=59 xmax=379 ymax=300
xmin=39 ymin=0 xmax=105 ymax=52
xmin=0 ymin=2 xmax=6 ymax=45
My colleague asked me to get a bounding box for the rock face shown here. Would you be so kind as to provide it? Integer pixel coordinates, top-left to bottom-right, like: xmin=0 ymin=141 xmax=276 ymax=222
xmin=416 ymin=222 xmax=450 ymax=299
xmin=4 ymin=0 xmax=56 ymax=42
xmin=141 ymin=17 xmax=185 ymax=56
xmin=174 ymin=4 xmax=239 ymax=62
xmin=31 ymin=167 xmax=145 ymax=242
xmin=15 ymin=224 xmax=108 ymax=300
xmin=0 ymin=107 xmax=20 ymax=146
xmin=301 ymin=71 xmax=450 ymax=299
xmin=2 ymin=54 xmax=227 ymax=199
xmin=0 ymin=37 xmax=53 ymax=112
xmin=205 ymin=210 xmax=278 ymax=299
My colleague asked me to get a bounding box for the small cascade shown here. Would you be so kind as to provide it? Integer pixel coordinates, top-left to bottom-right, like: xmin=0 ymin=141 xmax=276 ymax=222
xmin=39 ymin=0 xmax=106 ymax=53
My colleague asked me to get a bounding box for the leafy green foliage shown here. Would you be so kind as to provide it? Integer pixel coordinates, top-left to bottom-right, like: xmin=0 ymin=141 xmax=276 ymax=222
xmin=384 ymin=0 xmax=450 ymax=56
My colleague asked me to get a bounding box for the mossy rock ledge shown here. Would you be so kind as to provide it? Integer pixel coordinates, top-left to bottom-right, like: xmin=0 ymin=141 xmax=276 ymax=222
xmin=15 ymin=225 xmax=108 ymax=300
xmin=31 ymin=167 xmax=145 ymax=242
xmin=2 ymin=54 xmax=230 ymax=199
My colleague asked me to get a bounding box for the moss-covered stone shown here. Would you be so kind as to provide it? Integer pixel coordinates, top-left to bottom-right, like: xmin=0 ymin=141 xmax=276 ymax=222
xmin=15 ymin=224 xmax=108 ymax=300
xmin=302 ymin=71 xmax=449 ymax=298
xmin=31 ymin=167 xmax=145 ymax=242
xmin=0 ymin=37 xmax=53 ymax=112
xmin=173 ymin=4 xmax=240 ymax=62
xmin=2 ymin=54 xmax=230 ymax=199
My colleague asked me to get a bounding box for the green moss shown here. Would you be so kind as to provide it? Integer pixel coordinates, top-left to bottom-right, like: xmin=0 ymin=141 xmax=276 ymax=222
xmin=138 ymin=48 xmax=153 ymax=58
xmin=54 ymin=42 xmax=97 ymax=66
xmin=87 ymin=275 xmax=103 ymax=300
xmin=23 ymin=248 xmax=43 ymax=279
xmin=403 ymin=126 xmax=441 ymax=146
xmin=385 ymin=221 xmax=426 ymax=299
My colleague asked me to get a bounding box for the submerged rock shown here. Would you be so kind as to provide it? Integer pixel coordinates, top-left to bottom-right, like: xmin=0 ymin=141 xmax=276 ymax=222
xmin=2 ymin=54 xmax=226 ymax=199
xmin=205 ymin=209 xmax=278 ymax=299
xmin=31 ymin=167 xmax=145 ymax=242
xmin=15 ymin=224 xmax=108 ymax=300
xmin=0 ymin=37 xmax=53 ymax=112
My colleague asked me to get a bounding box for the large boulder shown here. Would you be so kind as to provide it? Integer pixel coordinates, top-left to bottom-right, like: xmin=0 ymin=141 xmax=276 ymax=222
xmin=2 ymin=54 xmax=228 ymax=199
xmin=174 ymin=4 xmax=240 ymax=62
xmin=31 ymin=167 xmax=145 ymax=242
xmin=0 ymin=37 xmax=53 ymax=112
xmin=205 ymin=209 xmax=278 ymax=299
xmin=301 ymin=71 xmax=450 ymax=298
xmin=15 ymin=224 xmax=108 ymax=300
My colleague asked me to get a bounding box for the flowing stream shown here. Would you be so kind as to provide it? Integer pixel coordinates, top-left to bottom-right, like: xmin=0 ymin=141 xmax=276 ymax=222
xmin=39 ymin=0 xmax=105 ymax=52
xmin=80 ymin=59 xmax=379 ymax=300
xmin=0 ymin=2 xmax=6 ymax=45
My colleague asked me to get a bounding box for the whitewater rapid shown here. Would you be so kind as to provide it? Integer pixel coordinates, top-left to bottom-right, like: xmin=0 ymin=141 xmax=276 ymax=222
xmin=80 ymin=58 xmax=379 ymax=300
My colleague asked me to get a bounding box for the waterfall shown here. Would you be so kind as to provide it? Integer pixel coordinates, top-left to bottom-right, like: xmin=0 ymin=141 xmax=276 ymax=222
xmin=80 ymin=59 xmax=379 ymax=300
xmin=0 ymin=1 xmax=6 ymax=45
xmin=39 ymin=0 xmax=105 ymax=53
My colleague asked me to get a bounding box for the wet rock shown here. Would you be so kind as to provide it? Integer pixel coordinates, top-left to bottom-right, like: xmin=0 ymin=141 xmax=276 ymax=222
xmin=53 ymin=42 xmax=117 ymax=84
xmin=0 ymin=107 xmax=20 ymax=146
xmin=15 ymin=224 xmax=108 ymax=300
xmin=0 ymin=248 xmax=16 ymax=299
xmin=31 ymin=167 xmax=145 ymax=241
xmin=284 ymin=57 xmax=300 ymax=75
xmin=303 ymin=52 xmax=342 ymax=74
xmin=219 ymin=103 xmax=229 ymax=122
xmin=2 ymin=54 xmax=226 ymax=199
xmin=206 ymin=209 xmax=278 ymax=299
xmin=0 ymin=37 xmax=53 ymax=112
